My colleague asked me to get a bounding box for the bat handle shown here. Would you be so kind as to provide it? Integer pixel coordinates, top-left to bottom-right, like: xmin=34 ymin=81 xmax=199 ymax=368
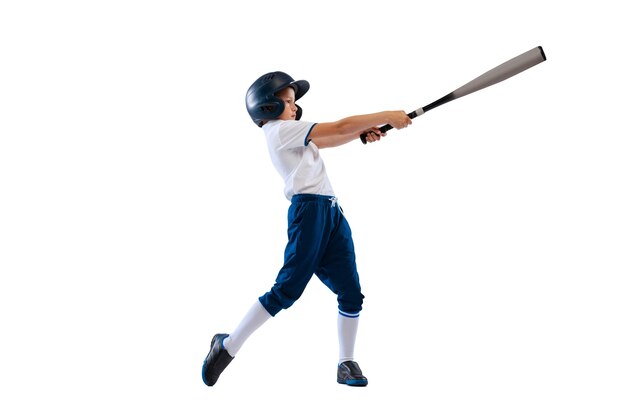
xmin=359 ymin=124 xmax=393 ymax=144
xmin=360 ymin=109 xmax=423 ymax=144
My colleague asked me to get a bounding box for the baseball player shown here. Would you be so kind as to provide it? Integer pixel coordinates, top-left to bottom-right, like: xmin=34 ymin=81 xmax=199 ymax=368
xmin=202 ymin=71 xmax=411 ymax=387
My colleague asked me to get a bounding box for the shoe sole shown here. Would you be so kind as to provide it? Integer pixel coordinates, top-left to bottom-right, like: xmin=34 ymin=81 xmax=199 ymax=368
xmin=338 ymin=379 xmax=368 ymax=387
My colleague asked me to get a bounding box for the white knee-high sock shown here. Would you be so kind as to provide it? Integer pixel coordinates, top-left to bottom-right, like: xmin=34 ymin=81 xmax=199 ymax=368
xmin=222 ymin=300 xmax=271 ymax=357
xmin=338 ymin=312 xmax=359 ymax=364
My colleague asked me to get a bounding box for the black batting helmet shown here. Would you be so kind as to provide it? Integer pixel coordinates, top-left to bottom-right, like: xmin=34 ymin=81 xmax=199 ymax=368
xmin=246 ymin=71 xmax=310 ymax=127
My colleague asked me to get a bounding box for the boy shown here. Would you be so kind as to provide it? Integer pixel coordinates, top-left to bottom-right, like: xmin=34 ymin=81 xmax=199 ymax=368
xmin=202 ymin=71 xmax=411 ymax=387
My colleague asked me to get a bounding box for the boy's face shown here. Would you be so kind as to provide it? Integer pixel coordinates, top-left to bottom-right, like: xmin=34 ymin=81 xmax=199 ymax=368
xmin=275 ymin=86 xmax=297 ymax=121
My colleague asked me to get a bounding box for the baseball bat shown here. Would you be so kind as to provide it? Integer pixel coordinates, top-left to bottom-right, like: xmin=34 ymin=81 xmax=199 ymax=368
xmin=360 ymin=46 xmax=547 ymax=144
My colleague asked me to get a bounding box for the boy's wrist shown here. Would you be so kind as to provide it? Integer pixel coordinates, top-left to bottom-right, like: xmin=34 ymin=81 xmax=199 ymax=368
xmin=382 ymin=111 xmax=392 ymax=125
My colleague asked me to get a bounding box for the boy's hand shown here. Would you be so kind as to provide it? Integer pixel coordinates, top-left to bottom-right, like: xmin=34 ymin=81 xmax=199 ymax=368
xmin=359 ymin=111 xmax=413 ymax=144
xmin=387 ymin=111 xmax=412 ymax=130
xmin=361 ymin=127 xmax=386 ymax=143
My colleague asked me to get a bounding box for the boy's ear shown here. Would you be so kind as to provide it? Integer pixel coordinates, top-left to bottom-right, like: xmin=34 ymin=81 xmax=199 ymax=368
xmin=296 ymin=105 xmax=303 ymax=121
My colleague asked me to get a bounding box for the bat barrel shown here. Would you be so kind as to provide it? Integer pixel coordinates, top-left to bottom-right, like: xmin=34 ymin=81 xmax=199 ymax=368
xmin=452 ymin=46 xmax=546 ymax=99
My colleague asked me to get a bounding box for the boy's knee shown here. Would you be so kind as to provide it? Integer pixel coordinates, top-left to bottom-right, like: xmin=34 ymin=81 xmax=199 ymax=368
xmin=338 ymin=290 xmax=364 ymax=314
xmin=259 ymin=287 xmax=303 ymax=316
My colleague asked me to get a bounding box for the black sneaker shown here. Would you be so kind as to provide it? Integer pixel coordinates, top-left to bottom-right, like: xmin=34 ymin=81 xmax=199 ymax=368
xmin=337 ymin=360 xmax=368 ymax=386
xmin=202 ymin=334 xmax=234 ymax=386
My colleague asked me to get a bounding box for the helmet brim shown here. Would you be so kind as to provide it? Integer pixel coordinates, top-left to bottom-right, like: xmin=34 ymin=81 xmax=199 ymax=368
xmin=290 ymin=80 xmax=310 ymax=101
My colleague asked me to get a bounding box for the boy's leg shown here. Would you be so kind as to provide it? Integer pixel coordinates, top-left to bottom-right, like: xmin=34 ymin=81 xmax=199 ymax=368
xmin=202 ymin=300 xmax=271 ymax=386
xmin=336 ymin=311 xmax=368 ymax=387
xmin=337 ymin=311 xmax=359 ymax=363
xmin=315 ymin=212 xmax=367 ymax=386
xmin=223 ymin=300 xmax=271 ymax=356
xmin=203 ymin=195 xmax=330 ymax=386
xmin=259 ymin=196 xmax=330 ymax=315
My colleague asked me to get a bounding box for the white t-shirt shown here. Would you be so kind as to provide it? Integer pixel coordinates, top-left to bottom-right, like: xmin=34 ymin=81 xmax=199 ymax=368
xmin=262 ymin=120 xmax=335 ymax=201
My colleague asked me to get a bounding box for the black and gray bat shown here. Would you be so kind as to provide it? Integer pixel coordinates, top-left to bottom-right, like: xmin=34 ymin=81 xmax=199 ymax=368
xmin=360 ymin=46 xmax=547 ymax=144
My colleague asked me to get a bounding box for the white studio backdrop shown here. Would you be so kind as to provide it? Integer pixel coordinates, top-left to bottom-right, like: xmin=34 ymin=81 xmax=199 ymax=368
xmin=1 ymin=1 xmax=624 ymax=417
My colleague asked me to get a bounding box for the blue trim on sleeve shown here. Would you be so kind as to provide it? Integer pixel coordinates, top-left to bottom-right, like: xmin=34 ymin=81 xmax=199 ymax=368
xmin=304 ymin=123 xmax=317 ymax=146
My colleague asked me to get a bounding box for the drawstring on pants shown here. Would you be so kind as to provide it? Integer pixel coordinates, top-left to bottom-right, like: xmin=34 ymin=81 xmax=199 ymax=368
xmin=329 ymin=197 xmax=344 ymax=214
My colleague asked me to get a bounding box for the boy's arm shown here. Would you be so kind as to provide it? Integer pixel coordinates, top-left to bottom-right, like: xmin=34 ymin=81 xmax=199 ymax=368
xmin=308 ymin=111 xmax=412 ymax=149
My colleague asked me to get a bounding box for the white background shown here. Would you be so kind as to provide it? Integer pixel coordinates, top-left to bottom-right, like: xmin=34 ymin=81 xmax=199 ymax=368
xmin=1 ymin=1 xmax=624 ymax=417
